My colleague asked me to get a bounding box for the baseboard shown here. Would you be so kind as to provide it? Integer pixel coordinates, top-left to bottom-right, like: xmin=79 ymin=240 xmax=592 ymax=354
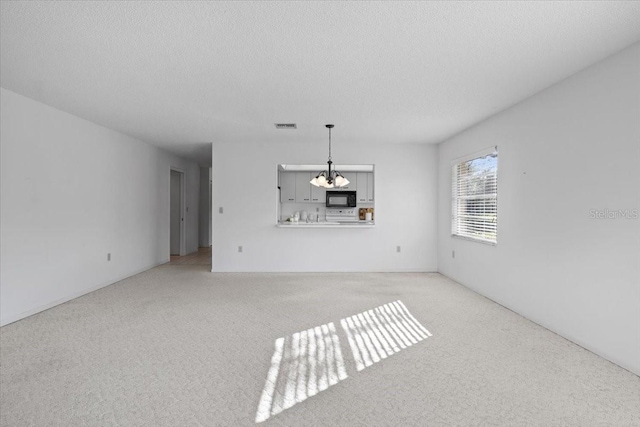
xmin=0 ymin=260 xmax=167 ymax=327
xmin=437 ymin=271 xmax=640 ymax=377
xmin=209 ymin=268 xmax=438 ymax=273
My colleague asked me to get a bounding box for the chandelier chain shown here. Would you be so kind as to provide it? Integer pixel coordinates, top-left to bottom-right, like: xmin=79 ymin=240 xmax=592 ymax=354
xmin=328 ymin=127 xmax=332 ymax=161
xmin=310 ymin=124 xmax=348 ymax=189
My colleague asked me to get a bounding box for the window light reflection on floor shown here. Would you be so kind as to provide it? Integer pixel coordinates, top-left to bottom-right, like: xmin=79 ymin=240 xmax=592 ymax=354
xmin=255 ymin=300 xmax=431 ymax=423
xmin=341 ymin=300 xmax=432 ymax=372
xmin=255 ymin=323 xmax=347 ymax=423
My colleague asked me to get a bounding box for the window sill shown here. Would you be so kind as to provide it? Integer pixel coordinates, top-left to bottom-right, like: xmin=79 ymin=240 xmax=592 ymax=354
xmin=451 ymin=234 xmax=497 ymax=246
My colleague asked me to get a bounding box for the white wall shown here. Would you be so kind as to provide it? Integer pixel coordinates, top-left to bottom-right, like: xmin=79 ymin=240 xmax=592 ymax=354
xmin=437 ymin=43 xmax=640 ymax=375
xmin=0 ymin=88 xmax=200 ymax=326
xmin=212 ymin=142 xmax=438 ymax=272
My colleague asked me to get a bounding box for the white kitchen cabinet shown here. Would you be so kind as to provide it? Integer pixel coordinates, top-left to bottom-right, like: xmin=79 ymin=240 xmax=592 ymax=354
xmin=295 ymin=172 xmax=312 ymax=202
xmin=356 ymin=172 xmax=374 ymax=202
xmin=279 ymin=172 xmax=296 ymax=203
xmin=311 ymin=181 xmax=326 ymax=203
xmin=356 ymin=172 xmax=368 ymax=202
xmin=336 ymin=172 xmax=357 ymax=191
xmin=280 ymin=170 xmax=369 ymax=204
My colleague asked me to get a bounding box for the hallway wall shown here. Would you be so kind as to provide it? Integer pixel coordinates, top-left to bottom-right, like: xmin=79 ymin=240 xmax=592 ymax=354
xmin=0 ymin=88 xmax=200 ymax=325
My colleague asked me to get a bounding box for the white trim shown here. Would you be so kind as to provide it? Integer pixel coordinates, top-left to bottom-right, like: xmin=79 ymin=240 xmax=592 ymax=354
xmin=276 ymin=223 xmax=375 ymax=228
xmin=210 ymin=147 xmax=215 ymax=271
xmin=170 ymin=167 xmax=187 ymax=256
xmin=450 ymin=145 xmax=498 ymax=165
xmin=0 ymin=260 xmax=167 ymax=327
xmin=279 ymin=164 xmax=374 ymax=172
xmin=210 ymin=268 xmax=438 ymax=273
xmin=451 ymin=234 xmax=497 ymax=246
xmin=275 ymin=164 xmax=280 ymax=227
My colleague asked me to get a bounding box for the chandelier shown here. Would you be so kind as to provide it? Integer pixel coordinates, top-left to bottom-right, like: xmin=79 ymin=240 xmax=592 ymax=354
xmin=310 ymin=124 xmax=350 ymax=188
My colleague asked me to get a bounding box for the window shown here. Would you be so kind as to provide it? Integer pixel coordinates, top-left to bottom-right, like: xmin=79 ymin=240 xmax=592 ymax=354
xmin=451 ymin=147 xmax=498 ymax=244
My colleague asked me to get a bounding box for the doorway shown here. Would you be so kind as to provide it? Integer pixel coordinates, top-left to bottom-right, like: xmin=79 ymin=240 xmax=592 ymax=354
xmin=170 ymin=168 xmax=186 ymax=256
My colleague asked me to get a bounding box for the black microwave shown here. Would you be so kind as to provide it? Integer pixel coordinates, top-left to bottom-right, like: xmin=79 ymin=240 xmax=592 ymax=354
xmin=326 ymin=191 xmax=357 ymax=207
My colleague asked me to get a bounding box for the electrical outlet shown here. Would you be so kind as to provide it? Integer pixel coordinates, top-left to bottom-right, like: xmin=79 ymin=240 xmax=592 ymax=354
xmin=238 ymin=245 xmax=243 ymax=253
xmin=107 ymin=253 xmax=111 ymax=261
xmin=452 ymin=250 xmax=455 ymax=259
xmin=396 ymin=246 xmax=401 ymax=253
xmin=219 ymin=207 xmax=224 ymax=214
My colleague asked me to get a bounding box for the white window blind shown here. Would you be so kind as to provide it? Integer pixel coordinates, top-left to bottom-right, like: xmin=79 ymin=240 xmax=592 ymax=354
xmin=451 ymin=147 xmax=498 ymax=244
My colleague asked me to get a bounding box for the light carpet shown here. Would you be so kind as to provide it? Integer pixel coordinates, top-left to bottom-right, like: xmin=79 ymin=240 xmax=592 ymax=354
xmin=1 ymin=266 xmax=639 ymax=426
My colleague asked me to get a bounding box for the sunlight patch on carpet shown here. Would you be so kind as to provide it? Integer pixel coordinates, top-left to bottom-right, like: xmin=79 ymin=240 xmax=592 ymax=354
xmin=255 ymin=300 xmax=431 ymax=423
xmin=255 ymin=323 xmax=347 ymax=423
xmin=341 ymin=300 xmax=432 ymax=371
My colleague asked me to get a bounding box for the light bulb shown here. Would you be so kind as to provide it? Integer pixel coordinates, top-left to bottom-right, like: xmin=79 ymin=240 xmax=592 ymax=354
xmin=334 ymin=175 xmax=345 ymax=186
xmin=310 ymin=176 xmax=319 ymax=187
xmin=317 ymin=175 xmax=327 ymax=185
xmin=340 ymin=177 xmax=350 ymax=187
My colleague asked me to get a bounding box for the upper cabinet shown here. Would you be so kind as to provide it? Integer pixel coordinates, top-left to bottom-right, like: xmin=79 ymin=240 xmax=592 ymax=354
xmin=279 ymin=172 xmax=296 ymax=203
xmin=295 ymin=172 xmax=312 ymax=202
xmin=336 ymin=172 xmax=357 ymax=191
xmin=356 ymin=172 xmax=367 ymax=202
xmin=279 ymin=170 xmax=373 ymax=203
xmin=367 ymin=172 xmax=374 ymax=202
xmin=356 ymin=172 xmax=374 ymax=203
xmin=311 ymin=181 xmax=326 ymax=202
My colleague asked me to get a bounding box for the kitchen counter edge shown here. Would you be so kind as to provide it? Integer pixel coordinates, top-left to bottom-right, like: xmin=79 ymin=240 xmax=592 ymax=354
xmin=276 ymin=221 xmax=375 ymax=228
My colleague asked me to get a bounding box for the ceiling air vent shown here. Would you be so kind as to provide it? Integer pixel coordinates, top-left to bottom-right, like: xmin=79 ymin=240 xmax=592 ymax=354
xmin=275 ymin=123 xmax=297 ymax=129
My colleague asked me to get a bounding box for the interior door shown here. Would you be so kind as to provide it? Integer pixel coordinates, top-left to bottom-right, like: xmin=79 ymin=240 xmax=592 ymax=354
xmin=170 ymin=170 xmax=182 ymax=256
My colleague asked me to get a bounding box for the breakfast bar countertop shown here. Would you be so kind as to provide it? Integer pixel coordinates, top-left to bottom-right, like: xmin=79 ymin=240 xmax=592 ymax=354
xmin=276 ymin=221 xmax=375 ymax=228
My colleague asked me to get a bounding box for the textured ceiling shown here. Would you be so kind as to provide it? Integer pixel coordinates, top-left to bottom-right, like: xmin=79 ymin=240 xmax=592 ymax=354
xmin=2 ymin=1 xmax=640 ymax=166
